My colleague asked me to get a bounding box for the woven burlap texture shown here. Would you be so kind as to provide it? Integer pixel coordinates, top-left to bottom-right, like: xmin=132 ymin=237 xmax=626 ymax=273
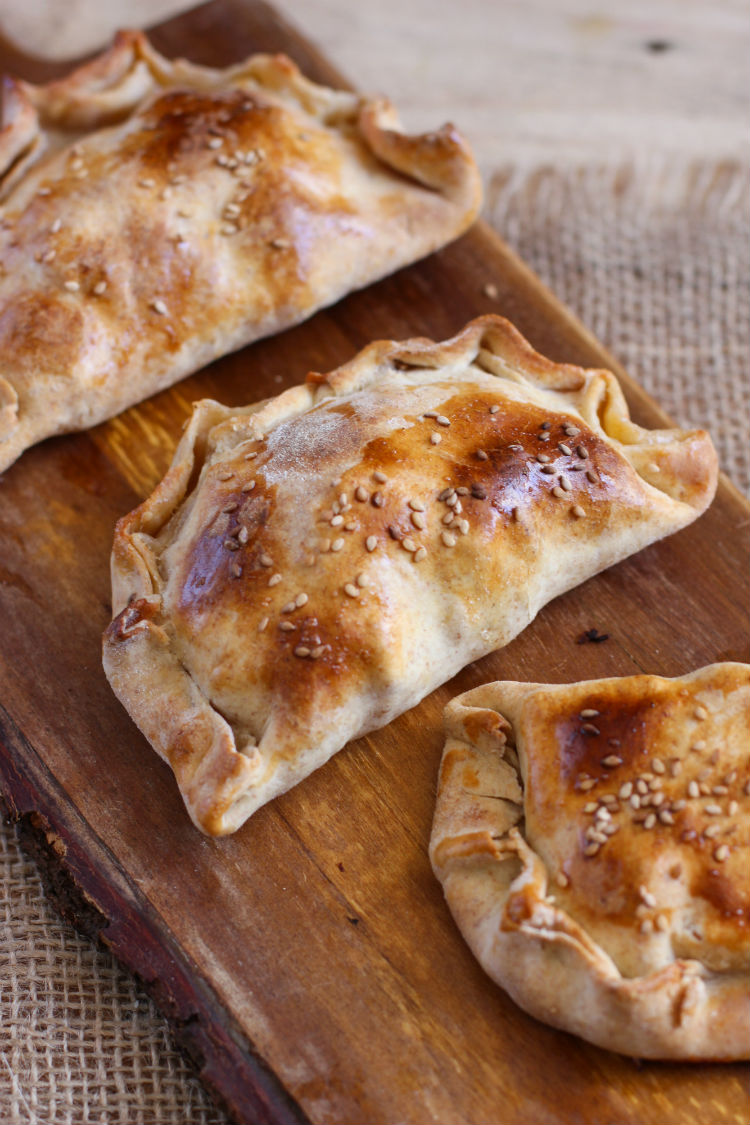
xmin=2 ymin=158 xmax=748 ymax=1125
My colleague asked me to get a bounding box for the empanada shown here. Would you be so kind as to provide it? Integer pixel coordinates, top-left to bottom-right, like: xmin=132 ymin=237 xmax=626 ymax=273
xmin=0 ymin=30 xmax=481 ymax=471
xmin=430 ymin=663 xmax=749 ymax=1059
xmin=102 ymin=315 xmax=718 ymax=835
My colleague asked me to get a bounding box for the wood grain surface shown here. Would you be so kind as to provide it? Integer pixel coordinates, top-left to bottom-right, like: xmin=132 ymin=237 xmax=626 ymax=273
xmin=1 ymin=2 xmax=748 ymax=1124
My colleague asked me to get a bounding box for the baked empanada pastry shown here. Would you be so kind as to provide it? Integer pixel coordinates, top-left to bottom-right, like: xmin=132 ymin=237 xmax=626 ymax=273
xmin=102 ymin=315 xmax=718 ymax=835
xmin=430 ymin=663 xmax=750 ymax=1060
xmin=0 ymin=30 xmax=481 ymax=472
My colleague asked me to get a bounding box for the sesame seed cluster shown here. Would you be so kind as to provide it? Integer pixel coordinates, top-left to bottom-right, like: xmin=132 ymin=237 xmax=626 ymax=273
xmin=558 ymin=699 xmax=749 ymax=936
xmin=2 ymin=91 xmax=297 ymax=317
xmin=205 ymin=393 xmax=604 ymax=661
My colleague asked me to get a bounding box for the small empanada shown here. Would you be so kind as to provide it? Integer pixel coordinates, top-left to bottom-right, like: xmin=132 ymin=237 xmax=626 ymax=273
xmin=102 ymin=315 xmax=717 ymax=835
xmin=430 ymin=663 xmax=749 ymax=1059
xmin=0 ymin=30 xmax=481 ymax=471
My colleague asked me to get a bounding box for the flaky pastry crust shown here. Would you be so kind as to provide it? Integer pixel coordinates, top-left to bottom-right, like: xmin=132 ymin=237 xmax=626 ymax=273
xmin=430 ymin=663 xmax=749 ymax=1059
xmin=102 ymin=315 xmax=717 ymax=836
xmin=0 ymin=30 xmax=481 ymax=471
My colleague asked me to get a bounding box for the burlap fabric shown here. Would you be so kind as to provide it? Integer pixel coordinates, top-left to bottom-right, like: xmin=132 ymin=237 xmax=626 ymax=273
xmin=1 ymin=158 xmax=748 ymax=1123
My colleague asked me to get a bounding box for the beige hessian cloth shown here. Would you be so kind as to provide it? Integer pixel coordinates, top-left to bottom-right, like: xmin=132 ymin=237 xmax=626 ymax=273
xmin=2 ymin=157 xmax=748 ymax=1123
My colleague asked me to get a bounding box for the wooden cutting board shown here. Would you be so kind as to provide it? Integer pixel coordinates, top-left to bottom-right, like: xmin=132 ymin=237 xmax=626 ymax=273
xmin=1 ymin=2 xmax=748 ymax=1122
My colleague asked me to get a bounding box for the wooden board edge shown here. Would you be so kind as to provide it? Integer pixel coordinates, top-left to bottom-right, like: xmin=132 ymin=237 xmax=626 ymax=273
xmin=0 ymin=702 xmax=311 ymax=1125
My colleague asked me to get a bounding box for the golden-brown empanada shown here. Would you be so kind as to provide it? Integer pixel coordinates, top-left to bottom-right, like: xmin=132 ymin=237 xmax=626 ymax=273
xmin=102 ymin=315 xmax=718 ymax=835
xmin=430 ymin=663 xmax=749 ymax=1060
xmin=0 ymin=30 xmax=481 ymax=471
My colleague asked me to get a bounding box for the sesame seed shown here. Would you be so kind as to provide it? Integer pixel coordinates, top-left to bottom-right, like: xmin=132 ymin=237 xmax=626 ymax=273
xmin=423 ymin=411 xmax=438 ymax=419
xmin=223 ymin=538 xmax=239 ymax=551
xmin=586 ymin=469 xmax=599 ymax=484
xmin=536 ymin=454 xmax=551 ymax=464
xmin=339 ymin=493 xmax=347 ymax=507
xmin=225 ymin=203 xmax=241 ymax=217
xmin=694 ymin=706 xmax=708 ymax=720
xmin=712 ymin=785 xmax=729 ymax=796
xmin=539 ymin=422 xmax=552 ymax=431
xmin=576 ymin=445 xmax=589 ymax=459
xmin=643 ymin=813 xmax=657 ymax=829
xmin=441 ymin=531 xmax=457 ymax=548
xmin=222 ymin=501 xmax=238 ymax=513
xmin=652 ymin=759 xmax=666 ymax=774
xmin=639 ymin=919 xmax=654 ymax=934
xmin=602 ymin=755 xmax=622 ymax=768
xmin=271 ymin=237 xmax=290 ymax=249
xmin=651 ymin=792 xmax=665 ymax=807
xmin=572 ymin=505 xmax=586 ymax=518
xmin=724 ymin=770 xmax=738 ymax=784
xmin=310 ymin=645 xmax=325 ymax=659
xmin=619 ymin=782 xmax=633 ymax=799
xmin=50 ymin=218 xmax=62 ymax=234
xmin=446 ymin=493 xmax=459 ymax=508
xmin=670 ymin=760 xmax=682 ymax=777
xmin=402 ymin=538 xmax=417 ymax=553
xmin=471 ymin=484 xmax=487 ymax=499
xmin=241 ymin=481 xmax=256 ymax=493
xmin=355 ymin=486 xmax=369 ymax=502
xmin=595 ymin=806 xmax=611 ymax=822
xmin=714 ymin=845 xmax=730 ymax=862
xmin=578 ymin=778 xmax=597 ymax=791
xmin=279 ymin=621 xmax=295 ymax=632
xmin=408 ymin=499 xmax=426 ymax=512
xmin=221 ymin=224 xmax=238 ymax=236
xmin=436 ymin=415 xmax=450 ymax=427
xmin=476 ymin=449 xmax=488 ymax=460
xmin=456 ymin=519 xmax=469 ymax=535
xmin=582 ymin=723 xmax=600 ymax=735
xmin=373 ymin=471 xmax=387 ymax=483
xmin=371 ymin=492 xmax=384 ymax=508
xmin=704 ymin=804 xmax=722 ymax=816
xmin=344 ymin=583 xmax=359 ymax=598
xmin=281 ymin=601 xmax=296 ymax=614
xmin=540 ymin=465 xmax=556 ymax=475
xmin=556 ymin=872 xmax=570 ymax=888
xmin=583 ymin=843 xmax=600 ymax=857
xmin=414 ymin=546 xmax=427 ymax=562
xmin=258 ymin=616 xmax=269 ymax=631
xmin=42 ymin=249 xmax=56 ymax=263
xmin=330 ymin=515 xmax=344 ymax=527
xmin=295 ymin=593 xmax=308 ymax=607
xmin=430 ymin=433 xmax=442 ymax=445
xmin=728 ymin=799 xmax=739 ymax=815
xmin=365 ymin=536 xmax=377 ymax=552
xmin=563 ymin=423 xmax=580 ymax=436
xmin=63 ymin=280 xmax=79 ymax=292
xmin=688 ymin=780 xmax=700 ymax=798
xmin=703 ymin=824 xmax=720 ymax=838
xmin=558 ymin=443 xmax=572 ymax=456
xmin=331 ymin=538 xmax=344 ymax=552
xmin=344 ymin=521 xmax=357 ymax=532
xmin=208 ymin=137 xmax=223 ymax=149
xmin=388 ymin=525 xmax=402 ymax=541
xmin=438 ymin=488 xmax=455 ymax=502
xmin=658 ymin=810 xmax=675 ymax=825
xmin=268 ymin=573 xmax=282 ymax=586
xmin=411 ymin=512 xmax=426 ymax=530
xmin=580 ymin=708 xmax=600 ymax=718
xmin=259 ymin=554 xmax=273 ymax=567
xmin=559 ymin=475 xmax=572 ymax=491
xmin=655 ymin=914 xmax=669 ymax=932
xmin=355 ymin=573 xmax=369 ymax=588
xmin=482 ymin=282 xmax=498 ymax=299
xmin=489 ymin=404 xmax=500 ymax=414
xmin=218 ymin=470 xmax=234 ymax=481
xmin=294 ymin=646 xmax=310 ymax=658
xmin=551 ymin=486 xmax=565 ymax=499
xmin=639 ymin=885 xmax=657 ymax=907
xmin=672 ymin=799 xmax=687 ymax=811
xmin=151 ymin=299 xmax=168 ymax=315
